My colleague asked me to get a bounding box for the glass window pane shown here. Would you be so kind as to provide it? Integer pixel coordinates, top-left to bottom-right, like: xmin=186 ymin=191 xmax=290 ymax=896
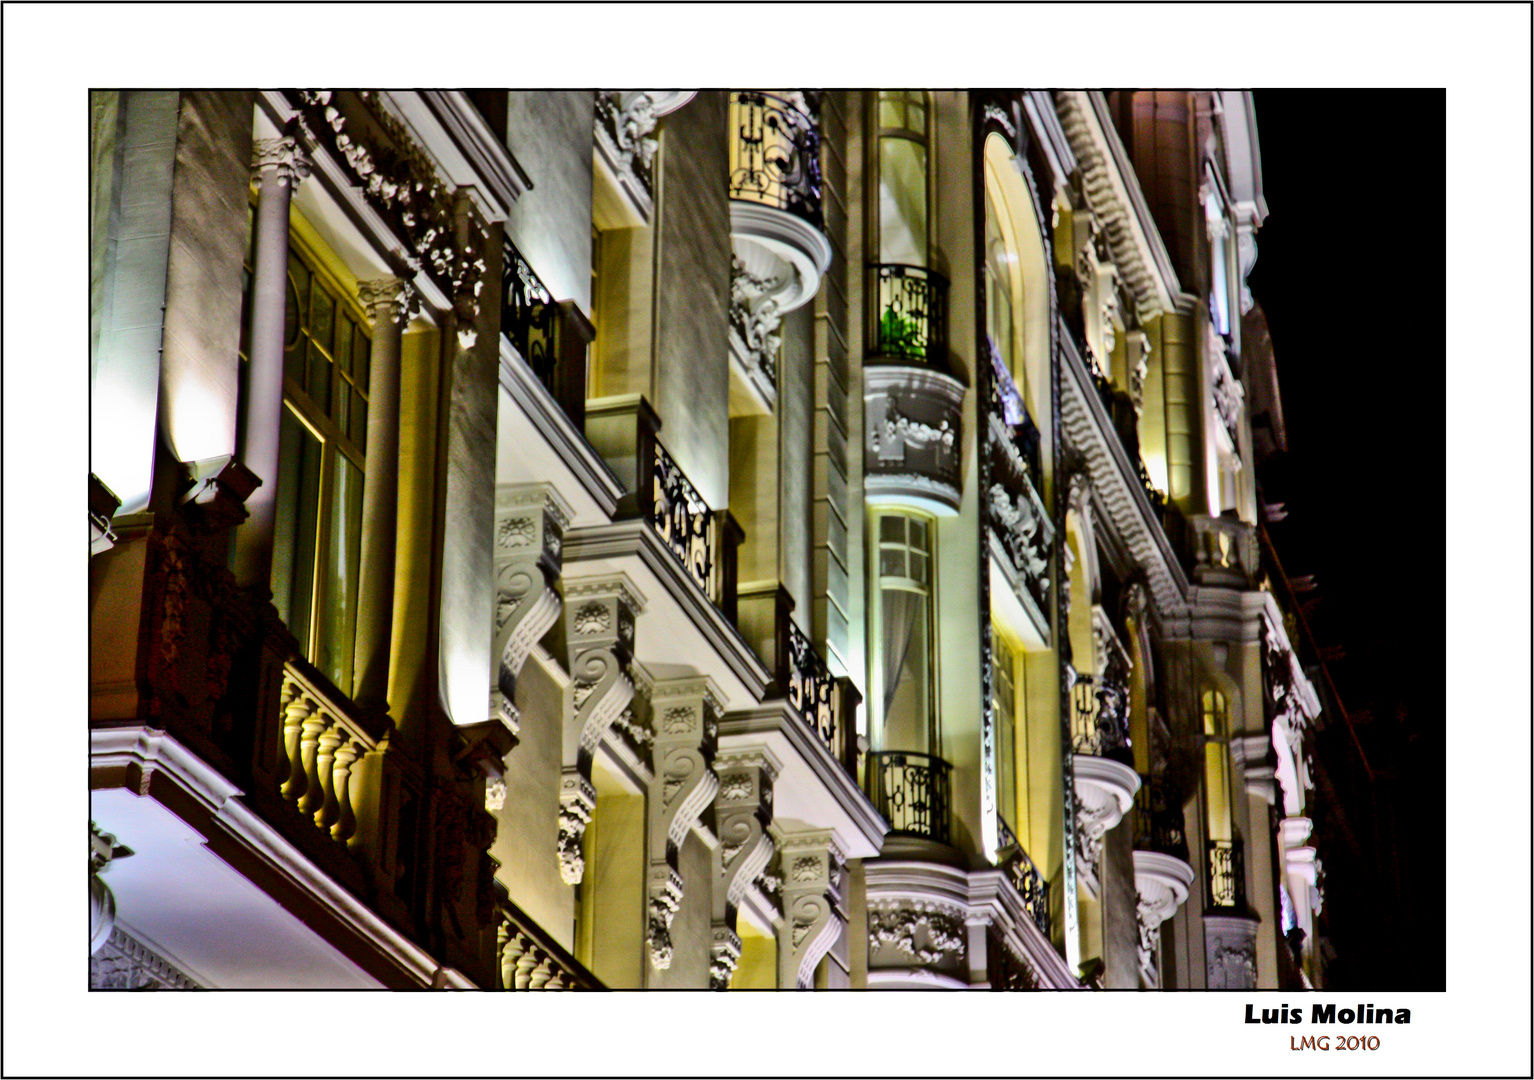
xmin=309 ymin=278 xmax=335 ymax=358
xmin=906 ymin=97 xmax=926 ymax=137
xmin=880 ymin=548 xmax=905 ymax=579
xmin=880 ymin=515 xmax=905 ymax=542
xmin=879 ymin=137 xmax=927 ymax=266
xmin=316 ymin=453 xmax=365 ymax=691
xmin=353 ymin=325 xmax=371 ymax=396
xmin=283 ymin=274 xmax=303 ymax=380
xmin=350 ymin=388 xmax=367 ymax=453
xmin=909 ymin=552 xmax=928 ymax=587
xmin=878 ymin=93 xmax=902 ymax=130
xmin=272 ymin=407 xmax=321 ymax=654
xmin=334 ymin=369 xmax=350 ymax=433
xmin=306 ymin=338 xmax=331 ymax=412
xmin=881 ymin=590 xmax=930 ymax=754
xmin=335 ymin=315 xmax=354 ymax=377
xmin=909 ymin=518 xmax=929 ymax=552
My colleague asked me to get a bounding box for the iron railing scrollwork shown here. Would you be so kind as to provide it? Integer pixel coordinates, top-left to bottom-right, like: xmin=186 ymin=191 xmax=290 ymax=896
xmin=1206 ymin=838 xmax=1246 ymax=911
xmin=1132 ymin=775 xmax=1189 ymax=862
xmin=867 ymin=750 xmax=951 ymax=844
xmin=1004 ymin=845 xmax=1052 ymax=937
xmin=872 ymin=264 xmax=949 ymax=366
xmin=502 ymin=240 xmax=557 ymax=380
xmin=1070 ymin=673 xmax=1131 ymax=759
xmin=728 ymin=91 xmax=824 ymax=230
xmin=1136 ymin=456 xmax=1167 ymax=515
xmin=649 ymin=438 xmax=714 ymax=592
xmin=784 ymin=619 xmax=836 ymax=751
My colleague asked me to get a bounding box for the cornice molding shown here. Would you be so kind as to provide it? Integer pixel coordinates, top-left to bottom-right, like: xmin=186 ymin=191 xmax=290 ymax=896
xmin=1054 ymin=92 xmax=1181 ymax=321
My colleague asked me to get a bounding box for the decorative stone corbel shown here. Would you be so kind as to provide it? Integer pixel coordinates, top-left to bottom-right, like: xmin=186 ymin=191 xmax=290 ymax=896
xmin=644 ymin=677 xmax=722 ymax=971
xmin=728 ymin=255 xmax=786 ymax=408
xmin=491 ymin=484 xmax=572 ymax=746
xmin=775 ymin=829 xmax=846 ymax=990
xmin=558 ymin=577 xmax=644 ymax=884
xmin=1072 ymin=756 xmax=1140 ymax=900
xmin=1132 ymin=850 xmax=1194 ymax=988
xmin=710 ymin=749 xmax=779 ymax=989
xmin=90 ymin=822 xmax=132 ymax=957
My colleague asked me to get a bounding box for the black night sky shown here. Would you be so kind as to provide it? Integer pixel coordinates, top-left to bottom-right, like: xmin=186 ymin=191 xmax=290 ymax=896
xmin=1246 ymin=90 xmax=1446 ymax=989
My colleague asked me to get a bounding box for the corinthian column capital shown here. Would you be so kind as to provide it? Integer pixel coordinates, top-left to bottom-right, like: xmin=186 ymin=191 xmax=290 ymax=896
xmin=251 ymin=136 xmax=312 ymax=188
xmin=356 ymin=277 xmax=416 ymax=328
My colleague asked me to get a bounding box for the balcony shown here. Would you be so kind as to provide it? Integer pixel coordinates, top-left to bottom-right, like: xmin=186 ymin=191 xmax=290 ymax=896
xmin=985 ymin=346 xmax=1051 ymax=647
xmin=583 ymin=395 xmax=742 ymax=621
xmin=277 ymin=659 xmax=392 ymax=845
xmin=1070 ymin=674 xmax=1131 ymax=761
xmin=1132 ymin=775 xmax=1189 ymax=863
xmin=1002 ymin=844 xmax=1052 ymax=938
xmin=864 ymin=364 xmax=967 ymax=516
xmin=501 ymin=238 xmax=595 ymax=431
xmin=1187 ymin=513 xmax=1258 ymax=588
xmin=496 ymin=894 xmax=602 ymax=989
xmin=870 ymin=264 xmax=949 ymax=366
xmin=727 ymin=91 xmax=832 ymax=415
xmin=1206 ymin=838 xmax=1247 ymax=911
xmin=866 ymin=750 xmax=951 ymax=844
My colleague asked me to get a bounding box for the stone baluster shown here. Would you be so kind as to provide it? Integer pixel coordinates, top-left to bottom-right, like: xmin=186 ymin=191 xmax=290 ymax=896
xmin=330 ymin=739 xmax=361 ymax=842
xmin=351 ymin=277 xmax=412 ymax=712
xmin=558 ymin=577 xmax=644 ymax=884
xmin=279 ymin=677 xmax=312 ymax=801
xmin=233 ymin=133 xmax=310 ymax=590
xmin=297 ymin=707 xmax=329 ymax=817
xmin=490 ymin=484 xmax=571 ymax=748
xmin=314 ymin=725 xmax=344 ymax=830
xmin=710 ymin=749 xmax=778 ymax=989
xmin=775 ymin=829 xmax=846 ymax=990
xmin=644 ymin=678 xmax=722 ymax=972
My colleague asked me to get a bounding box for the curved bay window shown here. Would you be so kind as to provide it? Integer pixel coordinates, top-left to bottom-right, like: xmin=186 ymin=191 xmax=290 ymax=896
xmin=243 ymin=233 xmax=372 ymax=691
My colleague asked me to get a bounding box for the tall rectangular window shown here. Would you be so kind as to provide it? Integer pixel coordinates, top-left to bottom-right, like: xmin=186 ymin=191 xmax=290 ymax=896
xmin=244 ymin=233 xmax=371 ymax=692
xmin=993 ymin=630 xmax=1017 ymax=837
xmin=1202 ymin=688 xmax=1232 ymax=842
xmin=875 ymin=512 xmax=936 ymax=754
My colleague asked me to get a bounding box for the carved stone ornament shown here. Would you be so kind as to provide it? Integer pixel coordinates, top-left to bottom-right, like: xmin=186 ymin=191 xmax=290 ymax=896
xmin=982 ymin=101 xmax=1017 ymax=139
xmin=775 ymin=830 xmax=845 ymax=989
xmin=867 ymin=904 xmax=966 ymax=967
xmin=1072 ymin=755 xmax=1140 ymax=900
xmin=356 ymin=276 xmax=416 ymax=328
xmin=251 ymin=135 xmax=312 ymax=187
xmin=557 ymin=771 xmax=597 ymax=885
xmin=645 ymin=678 xmax=721 ymax=971
xmin=864 ymin=365 xmax=967 ymax=515
xmin=491 ymin=486 xmax=571 ymax=746
xmin=595 ymin=90 xmax=660 ymax=197
xmin=1204 ymin=913 xmax=1259 ymax=990
xmin=728 ymin=254 xmax=786 ymax=406
xmin=1132 ymin=850 xmax=1195 ymax=988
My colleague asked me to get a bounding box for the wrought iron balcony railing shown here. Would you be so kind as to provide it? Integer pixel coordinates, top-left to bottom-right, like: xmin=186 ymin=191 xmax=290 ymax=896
xmin=496 ymin=895 xmax=603 ymax=990
xmin=871 ymin=264 xmax=949 ymax=366
xmin=585 ymin=396 xmax=743 ymax=623
xmin=728 ymin=91 xmax=824 ymax=230
xmin=1004 ymin=845 xmax=1052 ymax=937
xmin=782 ymin=618 xmax=859 ymax=770
xmin=866 ymin=750 xmax=951 ymax=844
xmin=1070 ymin=673 xmax=1131 ymax=760
xmin=502 ymin=238 xmax=594 ymax=429
xmin=1206 ymin=838 xmax=1246 ymax=911
xmin=1132 ymin=774 xmax=1189 ymax=862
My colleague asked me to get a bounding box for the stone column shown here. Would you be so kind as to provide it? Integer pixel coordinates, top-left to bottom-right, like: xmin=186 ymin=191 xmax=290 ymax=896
xmin=710 ymin=748 xmax=778 ymax=989
xmin=351 ymin=278 xmax=410 ymax=710
xmin=776 ymin=829 xmax=846 ymax=990
xmin=233 ymin=134 xmax=310 ymax=589
xmin=644 ymin=678 xmax=720 ymax=974
xmin=558 ymin=576 xmax=644 ymax=884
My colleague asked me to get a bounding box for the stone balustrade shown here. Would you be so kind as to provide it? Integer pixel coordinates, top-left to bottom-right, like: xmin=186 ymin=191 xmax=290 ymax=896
xmin=278 ymin=660 xmax=391 ymax=844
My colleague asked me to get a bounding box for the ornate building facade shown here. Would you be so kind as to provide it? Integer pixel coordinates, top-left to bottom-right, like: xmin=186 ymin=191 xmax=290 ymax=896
xmin=88 ymin=89 xmax=1347 ymax=990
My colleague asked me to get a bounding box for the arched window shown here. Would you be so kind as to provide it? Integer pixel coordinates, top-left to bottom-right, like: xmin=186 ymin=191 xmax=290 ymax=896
xmin=981 ymin=133 xmax=1051 ymax=428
